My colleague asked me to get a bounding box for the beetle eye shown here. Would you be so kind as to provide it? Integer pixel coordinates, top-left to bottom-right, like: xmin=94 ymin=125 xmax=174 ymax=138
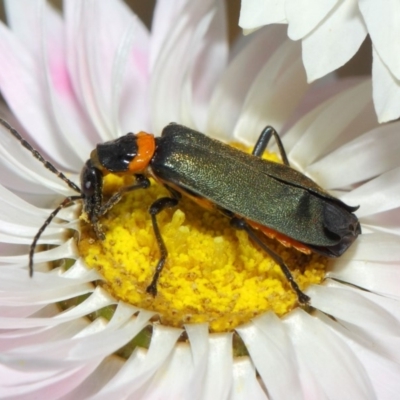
xmin=81 ymin=161 xmax=103 ymax=197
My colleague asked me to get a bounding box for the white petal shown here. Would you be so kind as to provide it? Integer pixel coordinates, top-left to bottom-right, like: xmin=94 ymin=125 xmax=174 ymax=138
xmin=230 ymin=357 xmax=268 ymax=400
xmin=115 ymin=18 xmax=151 ymax=134
xmin=64 ymin=0 xmax=148 ymax=141
xmin=237 ymin=313 xmax=303 ymax=400
xmin=150 ymin=0 xmax=188 ymax=71
xmin=286 ymin=80 xmax=373 ymax=173
xmin=328 ymin=258 xmax=400 ymax=299
xmin=233 ymin=40 xmax=308 ymax=145
xmin=286 ymin=0 xmax=339 ymax=40
xmin=371 ymin=47 xmax=400 ymax=123
xmin=341 ymin=166 xmax=400 ymax=218
xmin=4 ymin=0 xmax=43 ymax=57
xmin=308 ymin=282 xmax=400 ymax=337
xmin=339 ymin=232 xmax=400 ymax=262
xmin=58 ymin=357 xmax=124 ymax=400
xmin=150 ymin=0 xmax=223 ymax=133
xmin=284 ymin=309 xmax=375 ymax=400
xmin=0 ymin=122 xmax=80 ymax=195
xmin=0 ymin=238 xmax=77 ymax=265
xmin=184 ymin=324 xmax=209 ymax=400
xmin=239 ymin=0 xmax=286 ymax=31
xmin=306 ymin=119 xmax=400 ymax=189
xmin=0 ymin=288 xmax=114 ymax=329
xmin=302 ymin=0 xmax=367 ymax=81
xmin=138 ymin=343 xmax=194 ymax=400
xmin=200 ymin=333 xmax=233 ymax=400
xmin=317 ymin=311 xmax=400 ymax=400
xmin=207 ymin=26 xmax=288 ymax=141
xmin=361 ymin=209 xmax=400 ymax=236
xmin=359 ymin=0 xmax=400 ymax=80
xmin=91 ymin=325 xmax=182 ymax=398
xmin=180 ymin=1 xmax=228 ymax=131
xmin=0 ymin=271 xmax=93 ymax=307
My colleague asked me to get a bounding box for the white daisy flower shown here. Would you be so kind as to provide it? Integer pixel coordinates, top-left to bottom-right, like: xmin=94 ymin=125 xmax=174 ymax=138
xmin=239 ymin=0 xmax=400 ymax=124
xmin=0 ymin=0 xmax=399 ymax=399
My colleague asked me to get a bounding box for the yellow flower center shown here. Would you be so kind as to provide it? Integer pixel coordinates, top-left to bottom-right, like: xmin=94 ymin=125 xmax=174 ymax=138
xmin=78 ymin=146 xmax=327 ymax=332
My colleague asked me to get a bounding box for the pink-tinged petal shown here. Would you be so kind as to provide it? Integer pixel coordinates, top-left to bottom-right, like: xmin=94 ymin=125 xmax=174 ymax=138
xmin=307 ymin=121 xmax=400 ymax=189
xmin=359 ymin=0 xmax=400 ymax=80
xmin=233 ymin=40 xmax=308 ymax=145
xmin=341 ymin=166 xmax=400 ymax=218
xmin=0 ymin=21 xmax=82 ymax=170
xmin=3 ymin=312 xmax=152 ymax=370
xmin=237 ymin=313 xmax=303 ymax=400
xmin=239 ymin=0 xmax=286 ymax=31
xmin=286 ymin=0 xmax=339 ymax=40
xmin=91 ymin=325 xmax=182 ymax=399
xmin=318 ymin=311 xmax=400 ymax=400
xmin=231 ymin=358 xmax=269 ymax=400
xmin=284 ymin=309 xmax=376 ymax=400
xmin=56 ymin=357 xmax=124 ymax=400
xmin=302 ymin=0 xmax=367 ymax=82
xmin=0 ymin=304 xmax=45 ymax=318
xmin=4 ymin=1 xmax=94 ymax=162
xmin=0 ymin=361 xmax=102 ymax=400
xmin=371 ymin=47 xmax=400 ymax=123
xmin=0 ymin=318 xmax=89 ymax=351
xmin=207 ymin=26 xmax=288 ymax=141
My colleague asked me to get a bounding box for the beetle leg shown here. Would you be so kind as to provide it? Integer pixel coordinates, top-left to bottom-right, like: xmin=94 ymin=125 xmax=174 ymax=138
xmin=230 ymin=217 xmax=310 ymax=305
xmin=98 ymin=174 xmax=150 ymax=217
xmin=252 ymin=126 xmax=290 ymax=166
xmin=146 ymin=197 xmax=179 ymax=296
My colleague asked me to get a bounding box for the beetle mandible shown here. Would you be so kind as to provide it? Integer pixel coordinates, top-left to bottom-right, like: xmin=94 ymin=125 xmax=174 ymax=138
xmin=0 ymin=118 xmax=361 ymax=305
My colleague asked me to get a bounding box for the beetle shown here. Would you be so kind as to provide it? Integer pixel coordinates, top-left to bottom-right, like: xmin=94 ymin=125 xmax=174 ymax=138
xmin=0 ymin=118 xmax=361 ymax=305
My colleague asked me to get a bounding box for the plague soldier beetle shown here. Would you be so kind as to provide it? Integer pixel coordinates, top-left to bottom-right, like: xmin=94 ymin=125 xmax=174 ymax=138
xmin=0 ymin=118 xmax=361 ymax=305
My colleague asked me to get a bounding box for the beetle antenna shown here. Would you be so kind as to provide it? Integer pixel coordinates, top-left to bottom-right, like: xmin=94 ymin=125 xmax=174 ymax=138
xmin=29 ymin=195 xmax=83 ymax=276
xmin=0 ymin=117 xmax=81 ymax=194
